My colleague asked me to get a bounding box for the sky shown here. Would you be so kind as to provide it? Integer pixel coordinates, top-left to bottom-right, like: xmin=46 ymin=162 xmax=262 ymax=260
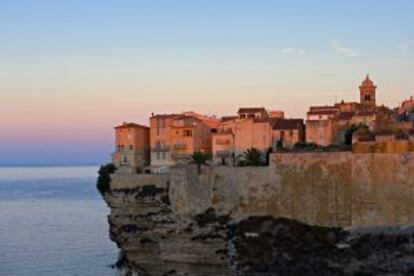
xmin=0 ymin=0 xmax=413 ymax=165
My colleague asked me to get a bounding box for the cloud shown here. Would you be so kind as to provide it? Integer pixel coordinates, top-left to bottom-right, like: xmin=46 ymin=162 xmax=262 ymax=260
xmin=278 ymin=48 xmax=307 ymax=56
xmin=330 ymin=40 xmax=357 ymax=57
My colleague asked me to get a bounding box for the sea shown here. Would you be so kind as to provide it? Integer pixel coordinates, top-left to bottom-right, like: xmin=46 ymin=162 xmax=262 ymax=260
xmin=0 ymin=166 xmax=118 ymax=276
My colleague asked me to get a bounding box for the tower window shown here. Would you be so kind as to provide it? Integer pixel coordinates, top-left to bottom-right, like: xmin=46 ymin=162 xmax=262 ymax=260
xmin=365 ymin=94 xmax=371 ymax=101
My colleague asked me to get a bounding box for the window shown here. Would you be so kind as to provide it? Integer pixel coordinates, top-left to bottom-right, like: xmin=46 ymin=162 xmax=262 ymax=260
xmin=184 ymin=129 xmax=192 ymax=137
xmin=162 ymin=152 xmax=166 ymax=159
xmin=156 ymin=119 xmax=160 ymax=135
xmin=129 ymin=145 xmax=133 ymax=150
xmin=289 ymin=130 xmax=294 ymax=137
xmin=157 ymin=152 xmax=160 ymax=160
xmin=122 ymin=156 xmax=128 ymax=164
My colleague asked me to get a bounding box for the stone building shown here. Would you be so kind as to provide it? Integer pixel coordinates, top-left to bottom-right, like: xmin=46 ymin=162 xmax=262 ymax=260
xmin=112 ymin=122 xmax=150 ymax=170
xmin=212 ymin=107 xmax=276 ymax=165
xmin=272 ymin=119 xmax=305 ymax=149
xmin=359 ymin=74 xmax=377 ymax=107
xmin=149 ymin=112 xmax=218 ymax=167
xmin=306 ymin=75 xmax=383 ymax=146
xmin=305 ymin=107 xmax=338 ymax=146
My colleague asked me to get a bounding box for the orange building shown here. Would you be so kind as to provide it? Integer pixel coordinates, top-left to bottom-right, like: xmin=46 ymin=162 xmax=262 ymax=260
xmin=150 ymin=112 xmax=218 ymax=166
xmin=112 ymin=122 xmax=150 ymax=170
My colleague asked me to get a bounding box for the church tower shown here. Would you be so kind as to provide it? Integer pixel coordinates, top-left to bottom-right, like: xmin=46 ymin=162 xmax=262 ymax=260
xmin=359 ymin=74 xmax=376 ymax=107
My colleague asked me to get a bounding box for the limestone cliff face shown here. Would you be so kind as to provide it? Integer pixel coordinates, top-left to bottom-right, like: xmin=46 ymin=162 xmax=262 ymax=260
xmin=105 ymin=177 xmax=230 ymax=275
xmin=104 ymin=152 xmax=414 ymax=276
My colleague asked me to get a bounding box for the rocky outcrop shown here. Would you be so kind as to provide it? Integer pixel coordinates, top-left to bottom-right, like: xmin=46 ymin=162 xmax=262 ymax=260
xmin=105 ymin=175 xmax=414 ymax=276
xmin=229 ymin=217 xmax=414 ymax=276
xmin=104 ymin=152 xmax=414 ymax=275
xmin=105 ymin=183 xmax=231 ymax=276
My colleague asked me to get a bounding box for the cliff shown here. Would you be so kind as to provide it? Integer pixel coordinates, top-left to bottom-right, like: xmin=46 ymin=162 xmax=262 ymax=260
xmin=104 ymin=152 xmax=414 ymax=275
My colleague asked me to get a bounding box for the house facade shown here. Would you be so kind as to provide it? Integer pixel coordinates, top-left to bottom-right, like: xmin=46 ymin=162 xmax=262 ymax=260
xmin=150 ymin=112 xmax=218 ymax=167
xmin=112 ymin=122 xmax=150 ymax=170
xmin=272 ymin=119 xmax=305 ymax=149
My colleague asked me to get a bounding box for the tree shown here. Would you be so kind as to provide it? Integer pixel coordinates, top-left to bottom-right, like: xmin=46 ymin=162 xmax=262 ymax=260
xmin=191 ymin=151 xmax=210 ymax=174
xmin=242 ymin=147 xmax=263 ymax=166
xmin=96 ymin=163 xmax=116 ymax=196
xmin=344 ymin=124 xmax=368 ymax=145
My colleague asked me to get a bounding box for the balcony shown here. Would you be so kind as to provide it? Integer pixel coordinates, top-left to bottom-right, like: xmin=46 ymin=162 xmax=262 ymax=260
xmin=152 ymin=146 xmax=170 ymax=152
xmin=173 ymin=143 xmax=188 ymax=150
xmin=215 ymin=139 xmax=231 ymax=145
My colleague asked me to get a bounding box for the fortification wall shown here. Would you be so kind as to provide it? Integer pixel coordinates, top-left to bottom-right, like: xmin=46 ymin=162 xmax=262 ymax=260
xmin=111 ymin=152 xmax=414 ymax=227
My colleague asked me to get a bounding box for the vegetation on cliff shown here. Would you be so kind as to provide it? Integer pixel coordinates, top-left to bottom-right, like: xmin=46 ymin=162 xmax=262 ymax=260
xmin=241 ymin=147 xmax=264 ymax=166
xmin=191 ymin=151 xmax=210 ymax=174
xmin=96 ymin=163 xmax=116 ymax=196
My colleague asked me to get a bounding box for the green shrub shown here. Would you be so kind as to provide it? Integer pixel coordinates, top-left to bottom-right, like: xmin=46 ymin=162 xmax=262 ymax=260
xmin=97 ymin=163 xmax=116 ymax=196
xmin=191 ymin=151 xmax=210 ymax=174
xmin=242 ymin=147 xmax=264 ymax=166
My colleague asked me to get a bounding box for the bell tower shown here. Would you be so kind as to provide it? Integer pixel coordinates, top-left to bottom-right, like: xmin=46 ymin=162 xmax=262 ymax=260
xmin=359 ymin=74 xmax=376 ymax=107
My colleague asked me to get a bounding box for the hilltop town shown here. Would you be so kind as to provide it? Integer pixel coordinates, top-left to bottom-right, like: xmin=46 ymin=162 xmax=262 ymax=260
xmin=112 ymin=75 xmax=414 ymax=173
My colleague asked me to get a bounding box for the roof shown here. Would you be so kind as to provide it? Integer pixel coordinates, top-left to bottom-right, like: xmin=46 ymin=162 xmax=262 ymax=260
xmin=114 ymin=122 xmax=149 ymax=129
xmin=337 ymin=112 xmax=355 ymax=121
xmin=354 ymin=111 xmax=375 ymax=117
xmin=360 ymin=74 xmax=375 ymax=87
xmin=308 ymin=110 xmax=338 ymax=115
xmin=237 ymin=107 xmax=266 ymax=113
xmin=150 ymin=113 xmax=179 ymax=119
xmin=272 ymin=119 xmax=304 ymax=130
xmin=309 ymin=106 xmax=338 ymax=112
xmin=220 ymin=116 xmax=238 ymax=122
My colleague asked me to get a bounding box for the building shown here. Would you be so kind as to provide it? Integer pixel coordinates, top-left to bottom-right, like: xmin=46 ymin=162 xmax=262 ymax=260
xmin=212 ymin=107 xmax=276 ymax=165
xmin=305 ymin=107 xmax=338 ymax=146
xmin=350 ymin=111 xmax=376 ymax=130
xmin=399 ymin=96 xmax=414 ymax=114
xmin=359 ymin=75 xmax=377 ymax=107
xmin=272 ymin=119 xmax=305 ymax=149
xmin=268 ymin=110 xmax=285 ymax=119
xmin=237 ymin=107 xmax=268 ymax=119
xmin=150 ymin=112 xmax=218 ymax=167
xmin=112 ymin=122 xmax=150 ymax=171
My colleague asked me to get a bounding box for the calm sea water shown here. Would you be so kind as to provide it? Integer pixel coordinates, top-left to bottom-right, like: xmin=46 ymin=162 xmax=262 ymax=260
xmin=0 ymin=166 xmax=118 ymax=276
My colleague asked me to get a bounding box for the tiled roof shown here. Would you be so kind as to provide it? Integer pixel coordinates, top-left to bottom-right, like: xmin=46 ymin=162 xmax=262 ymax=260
xmin=355 ymin=111 xmax=375 ymax=117
xmin=309 ymin=106 xmax=338 ymax=111
xmin=237 ymin=107 xmax=266 ymax=113
xmin=150 ymin=113 xmax=179 ymax=119
xmin=308 ymin=110 xmax=338 ymax=115
xmin=115 ymin=122 xmax=149 ymax=129
xmin=337 ymin=112 xmax=355 ymax=121
xmin=272 ymin=119 xmax=304 ymax=130
xmin=220 ymin=116 xmax=238 ymax=122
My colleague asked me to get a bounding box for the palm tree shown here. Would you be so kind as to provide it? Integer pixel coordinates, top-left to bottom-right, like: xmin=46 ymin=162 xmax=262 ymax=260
xmin=242 ymin=147 xmax=263 ymax=166
xmin=191 ymin=151 xmax=210 ymax=174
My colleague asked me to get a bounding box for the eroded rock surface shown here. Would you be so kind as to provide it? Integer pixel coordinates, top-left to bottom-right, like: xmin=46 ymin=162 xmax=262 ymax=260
xmin=105 ymin=184 xmax=414 ymax=276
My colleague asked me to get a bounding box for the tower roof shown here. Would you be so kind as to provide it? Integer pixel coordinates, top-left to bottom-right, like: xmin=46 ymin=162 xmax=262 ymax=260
xmin=361 ymin=74 xmax=375 ymax=87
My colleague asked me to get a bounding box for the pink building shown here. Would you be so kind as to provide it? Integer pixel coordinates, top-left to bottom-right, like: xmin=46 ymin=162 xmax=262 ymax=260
xmin=212 ymin=107 xmax=275 ymax=165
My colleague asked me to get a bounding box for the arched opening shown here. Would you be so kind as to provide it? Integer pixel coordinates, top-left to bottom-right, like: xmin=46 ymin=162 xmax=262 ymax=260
xmin=365 ymin=94 xmax=371 ymax=101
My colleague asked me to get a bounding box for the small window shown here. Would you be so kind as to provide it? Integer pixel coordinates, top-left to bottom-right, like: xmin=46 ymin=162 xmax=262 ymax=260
xmin=289 ymin=130 xmax=294 ymax=137
xmin=157 ymin=152 xmax=160 ymax=160
xmin=162 ymin=152 xmax=166 ymax=159
xmin=129 ymin=145 xmax=133 ymax=150
xmin=184 ymin=130 xmax=192 ymax=137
